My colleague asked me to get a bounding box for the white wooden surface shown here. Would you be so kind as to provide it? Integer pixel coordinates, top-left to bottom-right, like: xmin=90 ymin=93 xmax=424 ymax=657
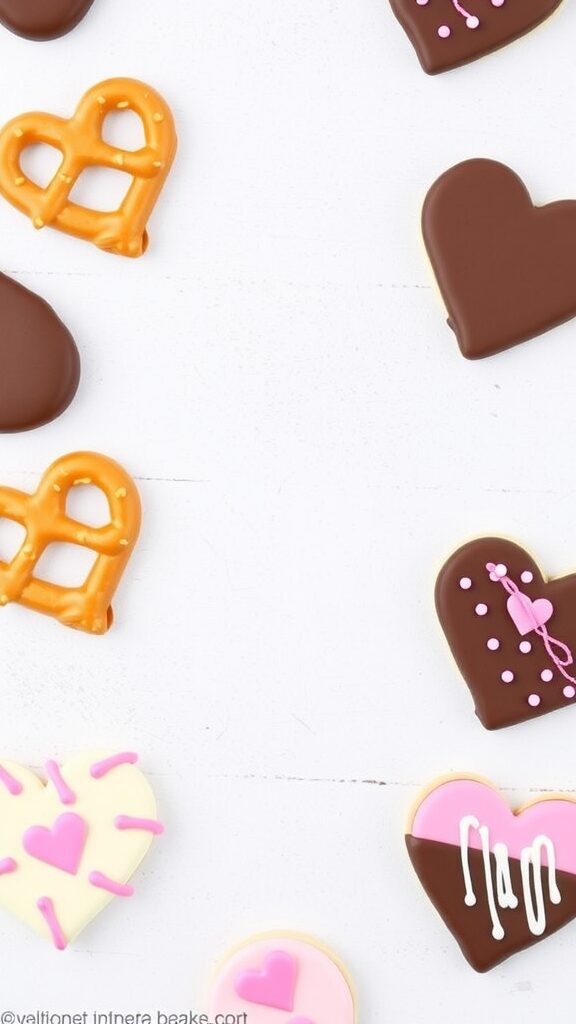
xmin=0 ymin=0 xmax=574 ymax=1016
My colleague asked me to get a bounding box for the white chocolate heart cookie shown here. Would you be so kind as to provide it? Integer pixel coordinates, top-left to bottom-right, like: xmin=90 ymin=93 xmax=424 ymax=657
xmin=0 ymin=751 xmax=163 ymax=949
xmin=207 ymin=934 xmax=356 ymax=1023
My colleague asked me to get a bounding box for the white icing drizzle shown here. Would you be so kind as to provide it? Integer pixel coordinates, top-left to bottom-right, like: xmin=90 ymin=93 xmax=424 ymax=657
xmin=459 ymin=817 xmax=561 ymax=940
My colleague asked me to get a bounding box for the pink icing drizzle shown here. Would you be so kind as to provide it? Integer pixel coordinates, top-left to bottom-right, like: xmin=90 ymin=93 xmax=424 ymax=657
xmin=0 ymin=765 xmax=23 ymax=796
xmin=114 ymin=815 xmax=164 ymax=835
xmin=89 ymin=870 xmax=134 ymax=897
xmin=37 ymin=897 xmax=67 ymax=951
xmin=45 ymin=761 xmax=76 ymax=805
xmin=0 ymin=858 xmax=17 ymax=875
xmin=486 ymin=562 xmax=576 ymax=697
xmin=90 ymin=752 xmax=138 ymax=779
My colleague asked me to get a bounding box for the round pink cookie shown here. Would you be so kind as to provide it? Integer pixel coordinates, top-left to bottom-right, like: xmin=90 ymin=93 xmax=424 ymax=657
xmin=207 ymin=935 xmax=355 ymax=1023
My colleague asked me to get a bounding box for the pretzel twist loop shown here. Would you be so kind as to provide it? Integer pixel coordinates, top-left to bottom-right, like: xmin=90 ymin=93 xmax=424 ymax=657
xmin=0 ymin=452 xmax=141 ymax=633
xmin=0 ymin=79 xmax=177 ymax=257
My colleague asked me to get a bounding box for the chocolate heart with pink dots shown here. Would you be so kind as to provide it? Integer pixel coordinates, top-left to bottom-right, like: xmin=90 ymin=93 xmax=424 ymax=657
xmin=436 ymin=537 xmax=576 ymax=729
xmin=389 ymin=0 xmax=563 ymax=74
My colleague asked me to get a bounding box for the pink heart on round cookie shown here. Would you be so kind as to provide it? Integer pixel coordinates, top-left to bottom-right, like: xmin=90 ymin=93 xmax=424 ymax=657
xmin=406 ymin=776 xmax=576 ymax=971
xmin=436 ymin=537 xmax=576 ymax=729
xmin=207 ymin=934 xmax=356 ymax=1023
xmin=390 ymin=0 xmax=563 ymax=74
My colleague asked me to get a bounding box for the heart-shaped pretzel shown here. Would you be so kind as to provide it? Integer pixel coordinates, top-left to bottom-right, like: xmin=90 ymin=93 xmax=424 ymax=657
xmin=0 ymin=452 xmax=141 ymax=634
xmin=0 ymin=78 xmax=177 ymax=257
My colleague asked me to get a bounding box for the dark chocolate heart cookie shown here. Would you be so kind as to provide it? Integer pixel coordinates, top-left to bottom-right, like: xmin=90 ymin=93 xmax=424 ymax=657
xmin=436 ymin=537 xmax=576 ymax=729
xmin=0 ymin=273 xmax=80 ymax=431
xmin=423 ymin=159 xmax=576 ymax=358
xmin=0 ymin=0 xmax=95 ymax=40
xmin=390 ymin=0 xmax=563 ymax=75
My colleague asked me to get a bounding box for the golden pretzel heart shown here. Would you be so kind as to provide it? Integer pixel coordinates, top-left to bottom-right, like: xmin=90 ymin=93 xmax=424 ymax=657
xmin=0 ymin=453 xmax=141 ymax=634
xmin=0 ymin=78 xmax=177 ymax=257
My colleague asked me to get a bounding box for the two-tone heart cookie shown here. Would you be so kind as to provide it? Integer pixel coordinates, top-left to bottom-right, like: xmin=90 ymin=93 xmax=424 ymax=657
xmin=390 ymin=0 xmax=563 ymax=74
xmin=0 ymin=751 xmax=163 ymax=949
xmin=436 ymin=537 xmax=576 ymax=729
xmin=406 ymin=776 xmax=576 ymax=971
xmin=206 ymin=934 xmax=356 ymax=1023
xmin=423 ymin=160 xmax=576 ymax=358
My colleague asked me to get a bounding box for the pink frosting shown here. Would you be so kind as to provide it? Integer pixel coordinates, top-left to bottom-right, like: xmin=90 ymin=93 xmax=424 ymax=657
xmin=207 ymin=937 xmax=355 ymax=1024
xmin=410 ymin=779 xmax=576 ymax=873
xmin=23 ymin=813 xmax=87 ymax=875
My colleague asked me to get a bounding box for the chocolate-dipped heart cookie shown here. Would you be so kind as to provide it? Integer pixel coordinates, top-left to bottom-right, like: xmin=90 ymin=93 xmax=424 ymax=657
xmin=436 ymin=537 xmax=576 ymax=729
xmin=0 ymin=0 xmax=95 ymax=40
xmin=423 ymin=160 xmax=576 ymax=358
xmin=390 ymin=0 xmax=563 ymax=75
xmin=0 ymin=273 xmax=79 ymax=431
xmin=406 ymin=776 xmax=576 ymax=972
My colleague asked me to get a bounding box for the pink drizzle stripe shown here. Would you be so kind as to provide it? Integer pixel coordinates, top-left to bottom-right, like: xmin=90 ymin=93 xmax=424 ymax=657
xmin=0 ymin=858 xmax=17 ymax=875
xmin=0 ymin=765 xmax=23 ymax=796
xmin=45 ymin=761 xmax=76 ymax=805
xmin=37 ymin=897 xmax=67 ymax=951
xmin=89 ymin=871 xmax=134 ymax=897
xmin=114 ymin=815 xmax=164 ymax=835
xmin=90 ymin=752 xmax=138 ymax=779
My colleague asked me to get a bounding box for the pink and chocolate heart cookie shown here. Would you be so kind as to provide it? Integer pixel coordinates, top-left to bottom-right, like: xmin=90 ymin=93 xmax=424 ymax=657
xmin=423 ymin=160 xmax=576 ymax=358
xmin=390 ymin=0 xmax=563 ymax=75
xmin=207 ymin=934 xmax=356 ymax=1023
xmin=406 ymin=776 xmax=576 ymax=971
xmin=436 ymin=537 xmax=576 ymax=729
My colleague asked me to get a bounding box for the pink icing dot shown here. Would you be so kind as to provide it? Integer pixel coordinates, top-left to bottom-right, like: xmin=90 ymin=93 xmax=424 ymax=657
xmin=501 ymin=670 xmax=514 ymax=684
xmin=519 ymin=641 xmax=532 ymax=654
xmin=521 ymin=571 xmax=533 ymax=584
xmin=541 ymin=669 xmax=554 ymax=683
xmin=475 ymin=603 xmax=488 ymax=616
xmin=416 ymin=0 xmax=429 ymax=5
xmin=438 ymin=25 xmax=451 ymax=38
xmin=459 ymin=577 xmax=472 ymax=590
xmin=492 ymin=0 xmax=505 ymax=6
xmin=564 ymin=686 xmax=576 ymax=699
xmin=466 ymin=15 xmax=480 ymax=28
xmin=494 ymin=563 xmax=507 ymax=577
xmin=487 ymin=638 xmax=500 ymax=651
xmin=528 ymin=694 xmax=541 ymax=708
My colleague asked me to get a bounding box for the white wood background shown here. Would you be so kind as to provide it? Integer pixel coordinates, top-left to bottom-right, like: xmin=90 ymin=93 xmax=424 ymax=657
xmin=0 ymin=0 xmax=574 ymax=1017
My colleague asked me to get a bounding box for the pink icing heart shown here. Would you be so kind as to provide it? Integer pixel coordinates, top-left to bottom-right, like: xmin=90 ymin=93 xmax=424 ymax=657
xmin=235 ymin=950 xmax=297 ymax=1011
xmin=23 ymin=812 xmax=87 ymax=875
xmin=506 ymin=592 xmax=554 ymax=637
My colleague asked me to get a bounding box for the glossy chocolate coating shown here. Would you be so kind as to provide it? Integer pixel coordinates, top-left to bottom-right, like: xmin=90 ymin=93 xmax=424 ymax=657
xmin=390 ymin=0 xmax=563 ymax=75
xmin=0 ymin=0 xmax=95 ymax=40
xmin=436 ymin=537 xmax=576 ymax=730
xmin=407 ymin=835 xmax=576 ymax=971
xmin=423 ymin=159 xmax=576 ymax=358
xmin=0 ymin=273 xmax=80 ymax=431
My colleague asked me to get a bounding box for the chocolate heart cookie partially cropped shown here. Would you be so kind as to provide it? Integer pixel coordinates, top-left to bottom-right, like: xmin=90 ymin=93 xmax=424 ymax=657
xmin=406 ymin=776 xmax=576 ymax=971
xmin=0 ymin=273 xmax=79 ymax=431
xmin=436 ymin=537 xmax=576 ymax=729
xmin=423 ymin=160 xmax=576 ymax=358
xmin=390 ymin=0 xmax=563 ymax=74
xmin=0 ymin=0 xmax=95 ymax=40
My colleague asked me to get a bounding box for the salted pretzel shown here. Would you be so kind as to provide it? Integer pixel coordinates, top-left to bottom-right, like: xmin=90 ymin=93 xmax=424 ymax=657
xmin=0 ymin=78 xmax=177 ymax=257
xmin=0 ymin=452 xmax=141 ymax=634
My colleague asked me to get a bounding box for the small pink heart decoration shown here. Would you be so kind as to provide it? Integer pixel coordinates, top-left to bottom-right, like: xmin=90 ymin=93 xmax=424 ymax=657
xmin=235 ymin=950 xmax=297 ymax=1010
xmin=507 ymin=592 xmax=554 ymax=636
xmin=23 ymin=813 xmax=87 ymax=875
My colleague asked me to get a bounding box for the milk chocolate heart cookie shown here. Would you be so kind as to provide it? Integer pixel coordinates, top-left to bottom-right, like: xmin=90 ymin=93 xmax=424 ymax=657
xmin=0 ymin=0 xmax=95 ymax=40
xmin=423 ymin=160 xmax=576 ymax=358
xmin=0 ymin=751 xmax=163 ymax=949
xmin=407 ymin=776 xmax=576 ymax=971
xmin=207 ymin=934 xmax=356 ymax=1023
xmin=390 ymin=0 xmax=563 ymax=74
xmin=435 ymin=537 xmax=576 ymax=729
xmin=0 ymin=272 xmax=79 ymax=431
